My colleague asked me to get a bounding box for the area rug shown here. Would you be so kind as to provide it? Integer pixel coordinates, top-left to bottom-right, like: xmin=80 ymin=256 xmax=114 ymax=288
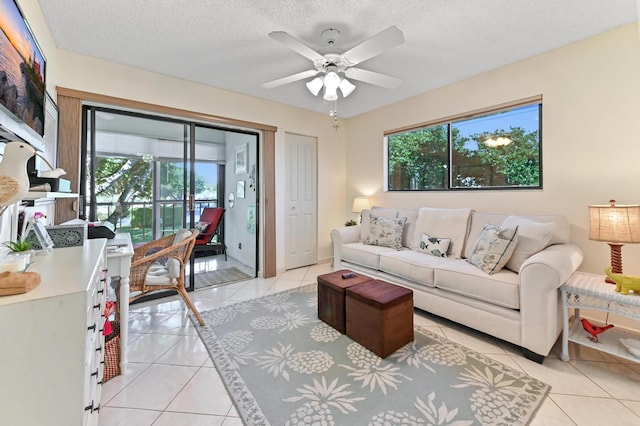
xmin=192 ymin=284 xmax=550 ymax=425
xmin=195 ymin=267 xmax=252 ymax=289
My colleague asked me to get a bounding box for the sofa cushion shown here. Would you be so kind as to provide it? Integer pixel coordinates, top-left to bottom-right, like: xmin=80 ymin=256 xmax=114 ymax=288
xmin=464 ymin=212 xmax=570 ymax=259
xmin=434 ymin=260 xmax=520 ymax=309
xmin=411 ymin=207 xmax=472 ymax=258
xmin=379 ymin=250 xmax=450 ymax=287
xmin=360 ymin=208 xmax=396 ymax=242
xmin=467 ymin=224 xmax=518 ymax=275
xmin=416 ymin=233 xmax=450 ymax=257
xmin=340 ymin=242 xmax=394 ymax=269
xmin=397 ymin=208 xmax=419 ymax=248
xmin=501 ymin=216 xmax=554 ymax=272
xmin=364 ymin=215 xmax=406 ymax=250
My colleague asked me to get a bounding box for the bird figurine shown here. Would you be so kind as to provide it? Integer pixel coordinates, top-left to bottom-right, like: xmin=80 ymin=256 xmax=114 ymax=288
xmin=0 ymin=141 xmax=38 ymax=216
xmin=581 ymin=318 xmax=614 ymax=343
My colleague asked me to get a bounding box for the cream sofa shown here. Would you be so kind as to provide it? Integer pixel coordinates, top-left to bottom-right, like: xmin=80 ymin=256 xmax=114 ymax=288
xmin=331 ymin=207 xmax=584 ymax=363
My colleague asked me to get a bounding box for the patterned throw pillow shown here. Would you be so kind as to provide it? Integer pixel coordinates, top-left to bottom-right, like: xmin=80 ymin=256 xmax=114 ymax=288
xmin=467 ymin=224 xmax=519 ymax=275
xmin=364 ymin=214 xmax=407 ymax=251
xmin=195 ymin=221 xmax=210 ymax=233
xmin=417 ymin=233 xmax=450 ymax=257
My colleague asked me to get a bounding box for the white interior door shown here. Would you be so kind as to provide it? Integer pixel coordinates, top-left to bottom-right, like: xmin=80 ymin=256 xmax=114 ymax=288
xmin=285 ymin=133 xmax=317 ymax=270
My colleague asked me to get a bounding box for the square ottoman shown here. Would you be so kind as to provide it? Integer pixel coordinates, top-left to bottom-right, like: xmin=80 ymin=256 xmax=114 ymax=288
xmin=317 ymin=270 xmax=372 ymax=333
xmin=346 ymin=279 xmax=414 ymax=358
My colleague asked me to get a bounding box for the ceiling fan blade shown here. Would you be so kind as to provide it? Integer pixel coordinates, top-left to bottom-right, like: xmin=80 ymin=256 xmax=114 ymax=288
xmin=269 ymin=31 xmax=325 ymax=63
xmin=341 ymin=26 xmax=404 ymax=66
xmin=345 ymin=67 xmax=402 ymax=89
xmin=262 ymin=69 xmax=319 ymax=89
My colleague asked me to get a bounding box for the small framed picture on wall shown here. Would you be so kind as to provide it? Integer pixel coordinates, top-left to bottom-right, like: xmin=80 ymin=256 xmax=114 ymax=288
xmin=237 ymin=180 xmax=245 ymax=198
xmin=235 ymin=144 xmax=247 ymax=174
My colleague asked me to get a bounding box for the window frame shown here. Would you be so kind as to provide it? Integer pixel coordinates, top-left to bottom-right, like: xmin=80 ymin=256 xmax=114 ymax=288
xmin=384 ymin=96 xmax=543 ymax=192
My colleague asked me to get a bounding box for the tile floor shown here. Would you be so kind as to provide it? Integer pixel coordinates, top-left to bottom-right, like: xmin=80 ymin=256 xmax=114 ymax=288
xmin=99 ymin=263 xmax=640 ymax=425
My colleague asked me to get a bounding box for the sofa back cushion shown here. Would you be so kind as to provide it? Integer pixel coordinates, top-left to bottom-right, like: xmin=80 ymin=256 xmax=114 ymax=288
xmin=411 ymin=208 xmax=472 ymax=258
xmin=396 ymin=208 xmax=419 ymax=248
xmin=501 ymin=216 xmax=555 ymax=272
xmin=464 ymin=211 xmax=570 ymax=259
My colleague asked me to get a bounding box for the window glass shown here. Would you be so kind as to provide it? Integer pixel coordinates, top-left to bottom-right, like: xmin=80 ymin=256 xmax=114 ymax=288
xmin=387 ymin=103 xmax=541 ymax=191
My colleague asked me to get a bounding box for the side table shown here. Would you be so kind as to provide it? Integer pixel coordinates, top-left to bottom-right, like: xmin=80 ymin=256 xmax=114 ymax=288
xmin=561 ymin=272 xmax=640 ymax=362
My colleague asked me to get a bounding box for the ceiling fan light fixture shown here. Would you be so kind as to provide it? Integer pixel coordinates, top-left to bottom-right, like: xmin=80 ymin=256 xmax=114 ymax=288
xmin=323 ymin=71 xmax=341 ymax=90
xmin=306 ymin=77 xmax=323 ymax=96
xmin=339 ymin=78 xmax=356 ymax=97
xmin=323 ymin=85 xmax=338 ymax=101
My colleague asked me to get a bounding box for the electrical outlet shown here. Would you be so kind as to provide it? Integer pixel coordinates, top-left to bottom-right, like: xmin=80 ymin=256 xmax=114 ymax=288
xmin=238 ymin=242 xmax=242 ymax=249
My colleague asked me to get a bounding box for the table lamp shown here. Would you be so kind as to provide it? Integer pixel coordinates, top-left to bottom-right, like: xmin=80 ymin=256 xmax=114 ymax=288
xmin=589 ymin=200 xmax=640 ymax=283
xmin=352 ymin=197 xmax=370 ymax=223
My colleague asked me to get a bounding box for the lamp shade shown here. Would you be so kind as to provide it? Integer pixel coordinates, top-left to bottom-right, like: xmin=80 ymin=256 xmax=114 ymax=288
xmin=352 ymin=197 xmax=370 ymax=213
xmin=339 ymin=78 xmax=356 ymax=97
xmin=589 ymin=201 xmax=640 ymax=243
xmin=306 ymin=77 xmax=323 ymax=96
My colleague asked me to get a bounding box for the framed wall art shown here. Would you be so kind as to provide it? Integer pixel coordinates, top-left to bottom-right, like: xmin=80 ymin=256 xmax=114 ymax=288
xmin=237 ymin=180 xmax=245 ymax=198
xmin=235 ymin=144 xmax=247 ymax=174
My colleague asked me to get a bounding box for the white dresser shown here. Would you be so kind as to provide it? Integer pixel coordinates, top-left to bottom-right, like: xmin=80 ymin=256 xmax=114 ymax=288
xmin=0 ymin=239 xmax=108 ymax=426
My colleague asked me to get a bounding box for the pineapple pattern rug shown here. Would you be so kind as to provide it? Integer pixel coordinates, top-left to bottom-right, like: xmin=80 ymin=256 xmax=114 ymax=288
xmin=192 ymin=284 xmax=550 ymax=425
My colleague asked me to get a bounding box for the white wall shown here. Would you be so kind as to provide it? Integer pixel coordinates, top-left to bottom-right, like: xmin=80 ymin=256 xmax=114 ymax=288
xmin=224 ymin=132 xmax=257 ymax=269
xmin=347 ymin=22 xmax=640 ymax=276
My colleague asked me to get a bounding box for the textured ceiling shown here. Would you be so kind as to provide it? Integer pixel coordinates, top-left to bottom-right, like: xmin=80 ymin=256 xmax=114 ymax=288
xmin=38 ymin=0 xmax=639 ymax=118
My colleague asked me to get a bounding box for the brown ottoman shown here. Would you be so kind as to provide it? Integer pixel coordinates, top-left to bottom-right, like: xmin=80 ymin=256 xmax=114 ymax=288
xmin=346 ymin=280 xmax=414 ymax=358
xmin=317 ymin=270 xmax=372 ymax=333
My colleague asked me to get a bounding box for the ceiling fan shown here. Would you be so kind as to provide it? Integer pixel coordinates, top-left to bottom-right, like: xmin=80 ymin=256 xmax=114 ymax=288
xmin=262 ymin=26 xmax=405 ymax=101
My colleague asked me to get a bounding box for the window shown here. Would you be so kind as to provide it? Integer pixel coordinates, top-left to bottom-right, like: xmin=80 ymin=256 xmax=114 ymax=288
xmin=386 ymin=101 xmax=542 ymax=191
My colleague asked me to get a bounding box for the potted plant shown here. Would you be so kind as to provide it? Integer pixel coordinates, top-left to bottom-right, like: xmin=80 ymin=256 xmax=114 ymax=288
xmin=345 ymin=219 xmax=357 ymax=226
xmin=2 ymin=239 xmax=34 ymax=265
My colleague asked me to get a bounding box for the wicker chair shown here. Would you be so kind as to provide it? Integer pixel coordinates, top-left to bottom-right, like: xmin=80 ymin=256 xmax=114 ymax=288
xmin=118 ymin=229 xmax=204 ymax=326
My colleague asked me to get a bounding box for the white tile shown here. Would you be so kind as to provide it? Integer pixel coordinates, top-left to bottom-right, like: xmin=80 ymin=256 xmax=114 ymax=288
xmin=513 ymin=357 xmax=609 ymax=397
xmin=166 ymin=367 xmax=235 ymax=415
xmin=107 ymin=364 xmax=198 ymax=410
xmin=550 ymin=394 xmax=640 ymax=426
xmin=571 ymin=360 xmax=640 ymax=400
xmin=153 ymin=411 xmax=226 ymax=425
xmin=221 ymin=416 xmax=245 ymax=425
xmin=156 ymin=335 xmax=210 ymax=367
xmin=126 ymin=333 xmax=184 ymax=363
xmin=101 ymin=362 xmax=151 ymax=404
xmin=98 ymin=407 xmax=160 ymax=426
xmin=439 ymin=323 xmax=507 ymax=355
xmin=620 ymin=399 xmax=640 ymax=417
xmin=529 ymin=396 xmax=575 ymax=425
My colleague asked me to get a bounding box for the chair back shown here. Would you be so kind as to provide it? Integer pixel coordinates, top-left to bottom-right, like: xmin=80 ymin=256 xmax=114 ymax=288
xmin=196 ymin=207 xmax=225 ymax=244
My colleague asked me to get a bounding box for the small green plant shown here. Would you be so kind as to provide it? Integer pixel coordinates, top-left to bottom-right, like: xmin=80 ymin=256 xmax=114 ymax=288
xmin=2 ymin=240 xmax=32 ymax=252
xmin=345 ymin=219 xmax=357 ymax=226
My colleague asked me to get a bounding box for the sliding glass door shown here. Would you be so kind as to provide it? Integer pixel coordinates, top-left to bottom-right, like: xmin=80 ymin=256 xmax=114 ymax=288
xmin=82 ymin=106 xmax=258 ymax=293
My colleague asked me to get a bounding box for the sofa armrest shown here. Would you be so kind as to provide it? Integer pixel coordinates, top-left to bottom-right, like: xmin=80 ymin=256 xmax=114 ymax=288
xmin=519 ymin=243 xmax=584 ymax=291
xmin=330 ymin=226 xmax=361 ymax=270
xmin=518 ymin=243 xmax=583 ymax=356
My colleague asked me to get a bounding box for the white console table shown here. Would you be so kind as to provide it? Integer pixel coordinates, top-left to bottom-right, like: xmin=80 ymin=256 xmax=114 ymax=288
xmin=561 ymin=272 xmax=640 ymax=362
xmin=106 ymin=233 xmax=134 ymax=374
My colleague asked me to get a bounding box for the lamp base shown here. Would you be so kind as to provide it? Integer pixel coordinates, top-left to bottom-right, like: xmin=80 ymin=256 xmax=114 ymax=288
xmin=605 ymin=243 xmax=624 ymax=284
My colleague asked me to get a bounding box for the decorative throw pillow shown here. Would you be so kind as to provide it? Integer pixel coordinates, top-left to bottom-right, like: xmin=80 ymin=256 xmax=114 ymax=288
xmin=417 ymin=233 xmax=450 ymax=257
xmin=501 ymin=216 xmax=554 ymax=272
xmin=360 ymin=208 xmax=397 ymax=242
xmin=467 ymin=224 xmax=519 ymax=275
xmin=195 ymin=221 xmax=210 ymax=233
xmin=364 ymin=214 xmax=407 ymax=250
